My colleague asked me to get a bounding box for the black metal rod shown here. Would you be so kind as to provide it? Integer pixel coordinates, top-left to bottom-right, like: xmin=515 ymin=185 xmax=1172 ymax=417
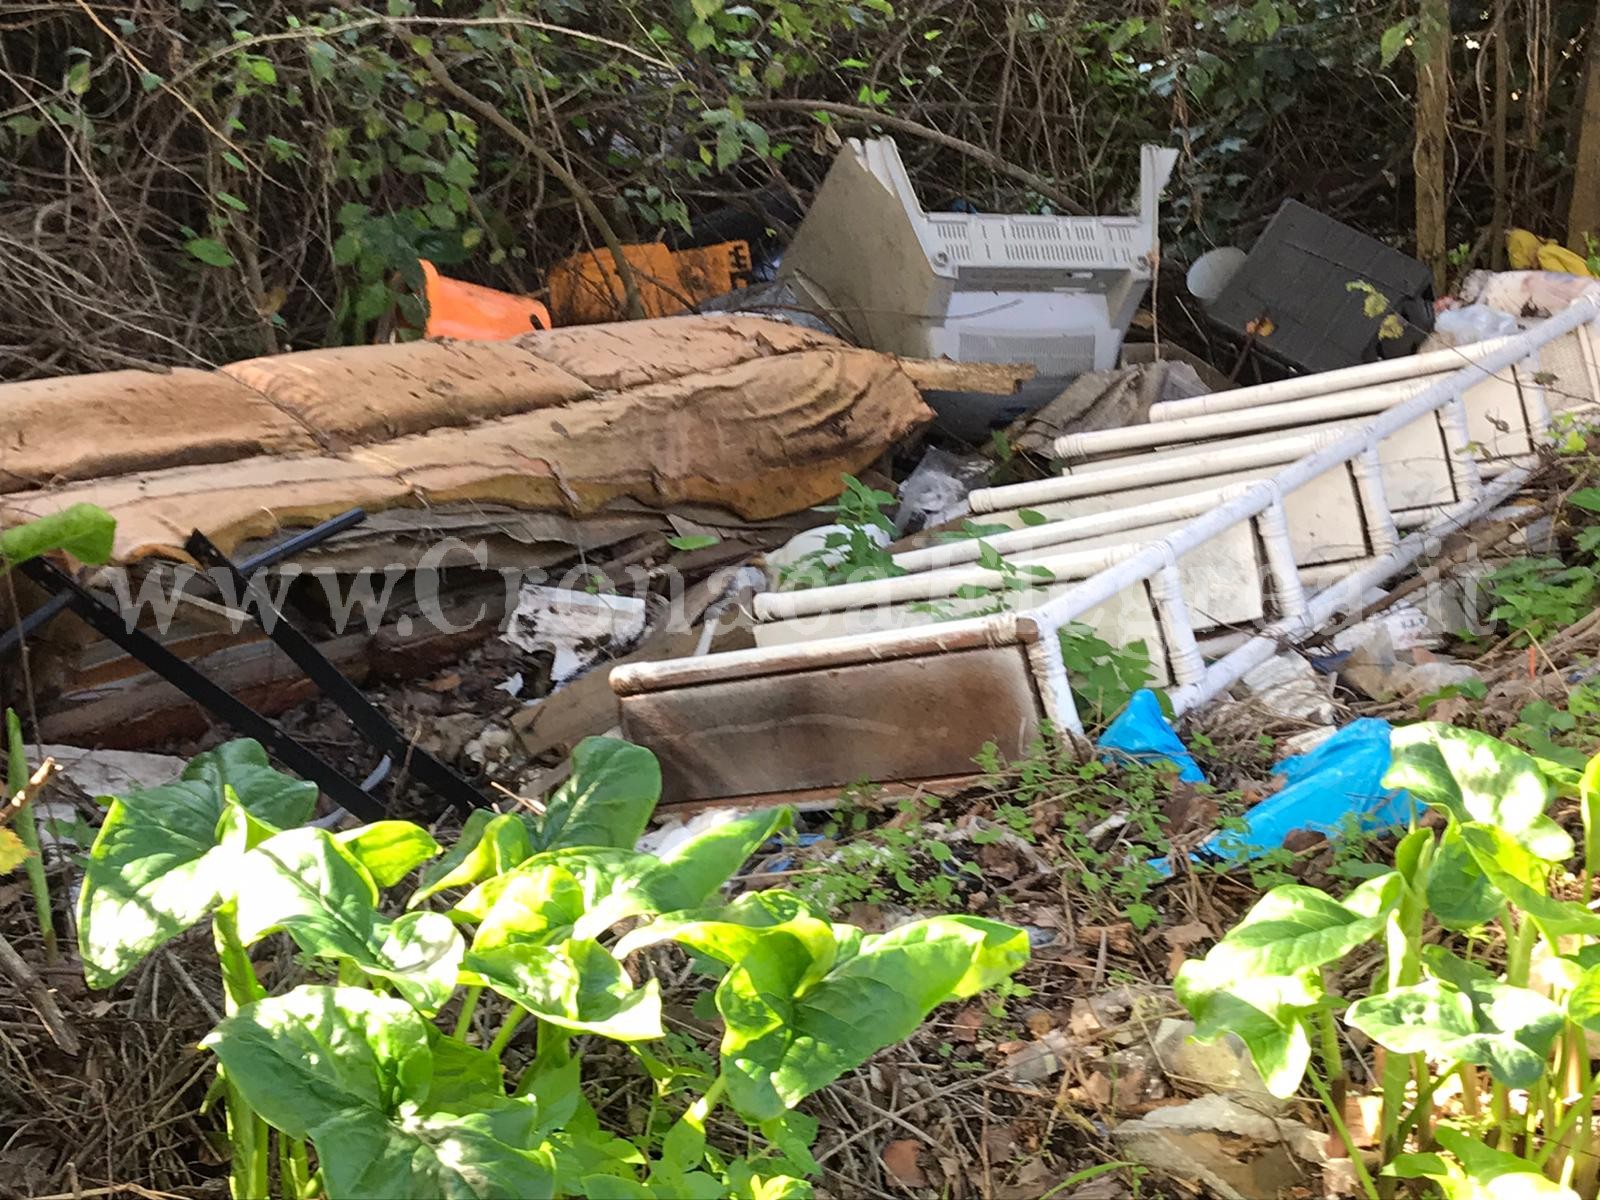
xmin=185 ymin=529 xmax=487 ymax=815
xmin=0 ymin=508 xmax=370 ymax=658
xmin=17 ymin=558 xmax=388 ymax=820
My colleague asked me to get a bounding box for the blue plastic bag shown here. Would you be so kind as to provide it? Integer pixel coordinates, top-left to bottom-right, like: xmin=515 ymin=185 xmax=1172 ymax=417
xmin=1154 ymin=718 xmax=1414 ymax=873
xmin=1097 ymin=690 xmax=1205 ymax=783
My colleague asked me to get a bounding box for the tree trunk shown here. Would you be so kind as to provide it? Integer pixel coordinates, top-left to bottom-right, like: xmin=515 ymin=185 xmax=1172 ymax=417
xmin=1414 ymin=0 xmax=1451 ymax=292
xmin=1567 ymin=0 xmax=1600 ymax=254
xmin=1490 ymin=0 xmax=1510 ymax=268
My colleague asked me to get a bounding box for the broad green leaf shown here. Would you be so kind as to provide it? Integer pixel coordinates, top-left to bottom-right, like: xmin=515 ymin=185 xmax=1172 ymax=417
xmin=186 ymin=236 xmax=237 ymax=268
xmin=78 ymin=743 xmax=316 ymax=987
xmin=410 ymin=811 xmax=533 ymax=905
xmin=1379 ymin=20 xmax=1410 ymax=67
xmin=1174 ymin=955 xmax=1320 ymax=1097
xmin=1567 ymin=964 xmax=1600 ymax=1031
xmin=583 ymin=1176 xmax=653 ymax=1200
xmin=667 ymin=535 xmax=720 ymax=551
xmin=1389 ymin=1125 xmax=1580 ymax=1199
xmin=204 ymin=986 xmax=553 ymax=1199
xmin=1427 ymin=825 xmax=1501 ymax=930
xmin=719 ymin=916 xmax=1028 ymax=1120
xmin=1387 ymin=724 xmax=1571 ymax=861
xmin=183 ymin=740 xmax=320 ymax=829
xmin=0 ymin=504 xmax=115 ymax=567
xmin=420 ymin=1034 xmax=505 ymax=1111
xmin=455 ymin=848 xmax=644 ymax=926
xmin=0 ymin=826 xmax=28 ymax=872
xmin=466 ymin=861 xmax=588 ymax=953
xmin=313 ymin=1102 xmax=556 ymax=1199
xmin=465 ymin=938 xmax=663 ymax=1041
xmin=1195 ymin=881 xmax=1394 ymax=978
xmin=235 ymin=828 xmax=463 ymax=1014
xmin=628 ymin=807 xmax=793 ymax=916
xmin=614 ymin=890 xmax=825 ymax=964
xmin=205 ymin=986 xmax=432 ymax=1136
xmin=337 ymin=821 xmax=441 ymax=888
xmin=1581 ymin=752 xmax=1600 ymax=878
xmin=1459 ymin=825 xmax=1600 ymax=937
xmin=533 ymin=737 xmax=660 ymax=853
xmin=1344 ymin=974 xmax=1561 ymax=1087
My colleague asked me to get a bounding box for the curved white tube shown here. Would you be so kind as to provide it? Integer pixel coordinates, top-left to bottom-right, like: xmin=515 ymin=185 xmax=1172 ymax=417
xmin=1147 ymin=336 xmax=1520 ymax=423
xmin=968 ymin=428 xmax=1348 ymax=512
xmin=892 ymin=483 xmax=1254 ymax=573
xmin=1054 ymin=379 xmax=1434 ymax=460
xmin=754 ymin=543 xmax=1135 ymax=620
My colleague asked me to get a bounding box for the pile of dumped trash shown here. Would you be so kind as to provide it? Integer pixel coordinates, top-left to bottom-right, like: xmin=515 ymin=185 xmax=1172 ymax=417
xmin=2 ymin=135 xmax=1598 ymax=825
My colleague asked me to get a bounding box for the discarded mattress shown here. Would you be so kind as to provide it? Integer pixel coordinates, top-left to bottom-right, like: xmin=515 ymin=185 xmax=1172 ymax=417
xmin=0 ymin=316 xmax=935 ymax=564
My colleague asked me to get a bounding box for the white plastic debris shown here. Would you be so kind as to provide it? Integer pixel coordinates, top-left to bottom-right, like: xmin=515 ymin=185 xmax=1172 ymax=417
xmin=762 ymin=522 xmax=891 ymax=587
xmin=893 ymin=447 xmax=989 ymax=535
xmin=1432 ymin=303 xmax=1519 ymax=346
xmin=636 ymin=807 xmax=741 ymax=857
xmin=501 ymin=584 xmax=647 ymax=684
xmin=1236 ymin=653 xmax=1337 ymax=724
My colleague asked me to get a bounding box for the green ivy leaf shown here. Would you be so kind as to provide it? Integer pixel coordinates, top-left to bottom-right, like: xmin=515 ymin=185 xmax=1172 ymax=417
xmin=1379 ymin=20 xmax=1411 ymax=68
xmin=715 ymin=122 xmax=742 ymax=171
xmin=204 ymin=986 xmax=555 ymax=1199
xmin=534 ymin=737 xmax=661 ymax=853
xmin=186 ymin=237 xmax=236 ymax=268
xmin=465 ymin=938 xmax=664 ymax=1041
xmin=0 ymin=503 xmax=115 ymax=567
xmin=687 ymin=20 xmax=717 ymax=51
xmin=245 ymin=57 xmax=277 ymax=85
xmin=77 ymin=740 xmax=316 ymax=987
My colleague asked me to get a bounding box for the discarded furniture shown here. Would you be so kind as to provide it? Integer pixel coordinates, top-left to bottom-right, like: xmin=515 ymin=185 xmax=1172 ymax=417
xmin=780 ymin=137 xmax=1179 ymax=437
xmin=613 ymin=297 xmax=1600 ymax=804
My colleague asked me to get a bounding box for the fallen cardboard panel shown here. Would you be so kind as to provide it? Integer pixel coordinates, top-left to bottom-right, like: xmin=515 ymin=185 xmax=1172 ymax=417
xmin=0 ymin=316 xmax=933 ymax=563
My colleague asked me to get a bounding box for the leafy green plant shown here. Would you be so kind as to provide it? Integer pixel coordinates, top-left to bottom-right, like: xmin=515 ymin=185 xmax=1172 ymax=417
xmin=1485 ymin=556 xmax=1598 ymax=645
xmin=1057 ymin=623 xmax=1154 ymax=727
xmin=778 ymin=474 xmax=903 ymax=589
xmin=1 ymin=503 xmax=115 ymax=961
xmin=975 ymin=738 xmax=1180 ymax=929
xmin=78 ymin=735 xmax=1028 ymax=1199
xmin=1177 ymin=724 xmax=1600 ymax=1198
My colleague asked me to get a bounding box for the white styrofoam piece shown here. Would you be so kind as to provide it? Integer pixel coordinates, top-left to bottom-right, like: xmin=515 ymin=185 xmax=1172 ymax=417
xmin=502 ymin=584 xmax=647 ymax=683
